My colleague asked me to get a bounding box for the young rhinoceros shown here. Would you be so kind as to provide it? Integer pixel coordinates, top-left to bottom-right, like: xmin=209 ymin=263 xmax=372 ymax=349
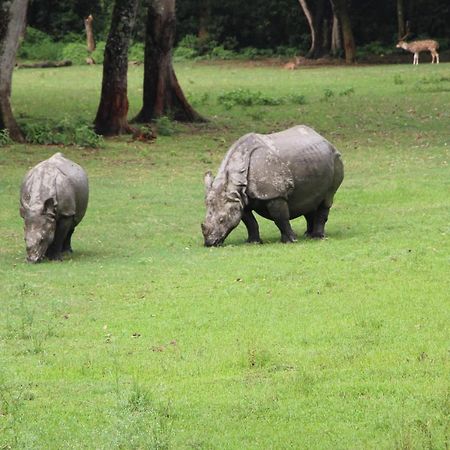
xmin=202 ymin=125 xmax=344 ymax=246
xmin=20 ymin=153 xmax=89 ymax=263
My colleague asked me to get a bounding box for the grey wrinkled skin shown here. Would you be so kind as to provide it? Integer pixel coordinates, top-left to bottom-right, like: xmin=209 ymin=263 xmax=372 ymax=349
xmin=202 ymin=125 xmax=344 ymax=247
xmin=19 ymin=153 xmax=89 ymax=263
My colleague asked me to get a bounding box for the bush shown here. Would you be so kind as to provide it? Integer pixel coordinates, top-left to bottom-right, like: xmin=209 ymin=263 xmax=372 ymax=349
xmin=357 ymin=41 xmax=394 ymax=57
xmin=173 ymin=46 xmax=198 ymax=61
xmin=92 ymin=41 xmax=106 ymax=64
xmin=18 ymin=27 xmax=64 ymax=61
xmin=218 ymin=89 xmax=283 ymax=109
xmin=129 ymin=42 xmax=144 ymax=63
xmin=61 ymin=43 xmax=87 ymax=65
xmin=0 ymin=129 xmax=12 ymax=146
xmin=155 ymin=116 xmax=177 ymax=136
xmin=209 ymin=45 xmax=236 ymax=60
xmin=21 ymin=119 xmax=103 ymax=147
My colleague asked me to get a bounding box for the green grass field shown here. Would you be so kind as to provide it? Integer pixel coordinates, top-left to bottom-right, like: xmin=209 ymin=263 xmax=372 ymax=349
xmin=1 ymin=61 xmax=449 ymax=449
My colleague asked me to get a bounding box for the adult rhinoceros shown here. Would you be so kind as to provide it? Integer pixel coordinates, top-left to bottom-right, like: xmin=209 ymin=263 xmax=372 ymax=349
xmin=201 ymin=125 xmax=344 ymax=246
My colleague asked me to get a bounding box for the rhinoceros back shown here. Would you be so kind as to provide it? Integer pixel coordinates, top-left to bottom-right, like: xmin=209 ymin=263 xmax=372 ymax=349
xmin=21 ymin=153 xmax=89 ymax=224
xmin=249 ymin=125 xmax=343 ymax=218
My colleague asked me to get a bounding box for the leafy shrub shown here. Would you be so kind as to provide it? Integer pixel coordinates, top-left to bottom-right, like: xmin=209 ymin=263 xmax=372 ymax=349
xmin=288 ymin=94 xmax=307 ymax=105
xmin=322 ymin=88 xmax=335 ymax=101
xmin=357 ymin=41 xmax=394 ymax=57
xmin=177 ymin=34 xmax=199 ymax=50
xmin=18 ymin=27 xmax=64 ymax=61
xmin=129 ymin=42 xmax=144 ymax=63
xmin=92 ymin=41 xmax=106 ymax=64
xmin=209 ymin=45 xmax=235 ymax=60
xmin=173 ymin=46 xmax=198 ymax=61
xmin=339 ymin=87 xmax=355 ymax=96
xmin=21 ymin=119 xmax=103 ymax=147
xmin=155 ymin=116 xmax=177 ymax=136
xmin=61 ymin=43 xmax=87 ymax=65
xmin=0 ymin=129 xmax=12 ymax=146
xmin=218 ymin=89 xmax=283 ymax=109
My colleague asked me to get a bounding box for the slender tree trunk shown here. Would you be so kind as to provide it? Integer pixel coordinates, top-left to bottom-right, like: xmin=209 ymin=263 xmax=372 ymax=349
xmin=198 ymin=0 xmax=210 ymax=42
xmin=330 ymin=0 xmax=355 ymax=63
xmin=331 ymin=12 xmax=342 ymax=56
xmin=298 ymin=0 xmax=330 ymax=59
xmin=0 ymin=0 xmax=28 ymax=142
xmin=397 ymin=0 xmax=406 ymax=39
xmin=298 ymin=0 xmax=315 ymax=58
xmin=94 ymin=0 xmax=139 ymax=136
xmin=84 ymin=14 xmax=95 ymax=52
xmin=134 ymin=0 xmax=205 ymax=123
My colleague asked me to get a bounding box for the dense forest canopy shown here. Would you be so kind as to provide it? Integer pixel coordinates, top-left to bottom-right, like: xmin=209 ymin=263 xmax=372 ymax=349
xmin=26 ymin=0 xmax=450 ymax=52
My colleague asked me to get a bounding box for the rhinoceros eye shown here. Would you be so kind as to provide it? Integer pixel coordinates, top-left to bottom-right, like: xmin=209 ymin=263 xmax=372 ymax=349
xmin=219 ymin=217 xmax=224 ymax=223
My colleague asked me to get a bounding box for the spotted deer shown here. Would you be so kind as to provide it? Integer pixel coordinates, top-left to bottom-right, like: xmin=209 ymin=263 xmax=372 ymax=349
xmin=283 ymin=56 xmax=301 ymax=70
xmin=396 ymin=39 xmax=439 ymax=65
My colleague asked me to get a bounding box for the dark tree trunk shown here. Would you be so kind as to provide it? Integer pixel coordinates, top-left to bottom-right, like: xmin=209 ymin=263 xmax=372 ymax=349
xmin=330 ymin=0 xmax=355 ymax=63
xmin=397 ymin=0 xmax=406 ymax=39
xmin=298 ymin=0 xmax=331 ymax=59
xmin=94 ymin=0 xmax=139 ymax=136
xmin=198 ymin=0 xmax=210 ymax=42
xmin=134 ymin=0 xmax=205 ymax=123
xmin=0 ymin=0 xmax=29 ymax=142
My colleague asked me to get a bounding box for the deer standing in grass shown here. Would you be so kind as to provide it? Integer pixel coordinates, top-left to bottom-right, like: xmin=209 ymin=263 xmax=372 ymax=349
xmin=283 ymin=56 xmax=301 ymax=70
xmin=396 ymin=39 xmax=439 ymax=64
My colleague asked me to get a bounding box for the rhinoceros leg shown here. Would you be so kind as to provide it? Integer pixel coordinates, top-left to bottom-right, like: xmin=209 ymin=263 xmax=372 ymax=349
xmin=242 ymin=209 xmax=262 ymax=244
xmin=309 ymin=204 xmax=330 ymax=239
xmin=304 ymin=212 xmax=315 ymax=236
xmin=62 ymin=226 xmax=75 ymax=253
xmin=266 ymin=199 xmax=297 ymax=243
xmin=46 ymin=216 xmax=74 ymax=260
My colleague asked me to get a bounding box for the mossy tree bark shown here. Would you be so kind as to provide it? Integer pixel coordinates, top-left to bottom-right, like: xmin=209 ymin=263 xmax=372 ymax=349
xmin=94 ymin=0 xmax=139 ymax=136
xmin=133 ymin=0 xmax=205 ymax=123
xmin=0 ymin=0 xmax=29 ymax=142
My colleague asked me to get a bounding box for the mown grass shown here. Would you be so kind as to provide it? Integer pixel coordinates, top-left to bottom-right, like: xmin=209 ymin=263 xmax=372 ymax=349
xmin=1 ymin=61 xmax=449 ymax=449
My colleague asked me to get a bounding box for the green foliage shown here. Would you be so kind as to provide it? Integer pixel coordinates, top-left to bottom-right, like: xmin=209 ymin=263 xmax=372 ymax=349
xmin=92 ymin=41 xmax=106 ymax=64
xmin=155 ymin=116 xmax=177 ymax=136
xmin=0 ymin=129 xmax=12 ymax=146
xmin=218 ymin=88 xmax=283 ymax=109
xmin=357 ymin=41 xmax=394 ymax=57
xmin=21 ymin=119 xmax=103 ymax=147
xmin=322 ymin=88 xmax=335 ymax=101
xmin=17 ymin=27 xmax=64 ymax=61
xmin=61 ymin=43 xmax=87 ymax=65
xmin=128 ymin=42 xmax=144 ymax=63
xmin=209 ymin=45 xmax=235 ymax=60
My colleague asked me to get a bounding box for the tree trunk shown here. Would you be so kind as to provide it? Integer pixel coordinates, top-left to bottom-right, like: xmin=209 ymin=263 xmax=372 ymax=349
xmin=298 ymin=0 xmax=330 ymax=59
xmin=397 ymin=0 xmax=406 ymax=39
xmin=298 ymin=0 xmax=316 ymax=57
xmin=330 ymin=12 xmax=342 ymax=56
xmin=133 ymin=0 xmax=205 ymax=123
xmin=94 ymin=0 xmax=139 ymax=136
xmin=84 ymin=14 xmax=95 ymax=53
xmin=198 ymin=0 xmax=210 ymax=42
xmin=330 ymin=0 xmax=355 ymax=63
xmin=0 ymin=0 xmax=29 ymax=142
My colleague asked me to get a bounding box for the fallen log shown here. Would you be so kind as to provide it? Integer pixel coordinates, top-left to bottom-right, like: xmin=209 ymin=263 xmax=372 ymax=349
xmin=17 ymin=60 xmax=72 ymax=69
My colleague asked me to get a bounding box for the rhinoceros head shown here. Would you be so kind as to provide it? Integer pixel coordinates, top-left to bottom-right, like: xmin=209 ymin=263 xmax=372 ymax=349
xmin=201 ymin=171 xmax=244 ymax=247
xmin=21 ymin=198 xmax=57 ymax=263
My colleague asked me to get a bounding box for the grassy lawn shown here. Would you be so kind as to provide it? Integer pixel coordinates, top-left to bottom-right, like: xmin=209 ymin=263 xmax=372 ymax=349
xmin=1 ymin=61 xmax=449 ymax=449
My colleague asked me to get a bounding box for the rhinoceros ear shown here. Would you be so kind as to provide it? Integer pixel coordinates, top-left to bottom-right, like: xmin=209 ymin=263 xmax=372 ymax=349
xmin=42 ymin=198 xmax=57 ymax=218
xmin=204 ymin=171 xmax=214 ymax=193
xmin=226 ymin=190 xmax=242 ymax=204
